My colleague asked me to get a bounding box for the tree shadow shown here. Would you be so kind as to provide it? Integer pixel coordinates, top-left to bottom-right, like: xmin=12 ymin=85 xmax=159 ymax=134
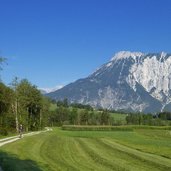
xmin=0 ymin=151 xmax=43 ymax=171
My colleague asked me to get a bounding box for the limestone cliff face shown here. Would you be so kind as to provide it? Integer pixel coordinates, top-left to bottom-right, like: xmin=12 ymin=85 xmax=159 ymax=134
xmin=47 ymin=51 xmax=171 ymax=113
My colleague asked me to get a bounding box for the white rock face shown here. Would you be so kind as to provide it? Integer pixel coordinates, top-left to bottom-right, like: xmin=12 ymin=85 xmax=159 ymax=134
xmin=125 ymin=52 xmax=171 ymax=109
xmin=84 ymin=51 xmax=171 ymax=112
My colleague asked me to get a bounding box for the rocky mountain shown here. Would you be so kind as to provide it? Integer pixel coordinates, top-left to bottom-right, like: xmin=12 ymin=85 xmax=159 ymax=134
xmin=47 ymin=51 xmax=171 ymax=113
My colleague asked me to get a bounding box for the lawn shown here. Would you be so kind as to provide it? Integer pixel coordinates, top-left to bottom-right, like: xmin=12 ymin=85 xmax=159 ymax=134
xmin=110 ymin=112 xmax=127 ymax=121
xmin=0 ymin=127 xmax=171 ymax=171
xmin=49 ymin=103 xmax=57 ymax=111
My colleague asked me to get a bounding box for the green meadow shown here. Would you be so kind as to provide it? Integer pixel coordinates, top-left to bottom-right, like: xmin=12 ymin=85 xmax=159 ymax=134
xmin=0 ymin=127 xmax=171 ymax=171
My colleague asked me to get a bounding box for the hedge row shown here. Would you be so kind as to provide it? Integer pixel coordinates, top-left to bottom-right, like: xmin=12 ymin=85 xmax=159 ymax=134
xmin=62 ymin=125 xmax=171 ymax=131
xmin=62 ymin=125 xmax=133 ymax=131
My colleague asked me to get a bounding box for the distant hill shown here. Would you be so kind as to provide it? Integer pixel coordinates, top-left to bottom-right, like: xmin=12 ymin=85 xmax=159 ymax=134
xmin=46 ymin=51 xmax=171 ymax=113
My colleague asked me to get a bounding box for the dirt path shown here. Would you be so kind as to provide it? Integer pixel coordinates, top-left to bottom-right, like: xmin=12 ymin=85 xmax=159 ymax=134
xmin=0 ymin=127 xmax=52 ymax=147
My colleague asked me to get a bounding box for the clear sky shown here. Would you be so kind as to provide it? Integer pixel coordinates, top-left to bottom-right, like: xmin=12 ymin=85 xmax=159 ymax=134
xmin=1 ymin=0 xmax=171 ymax=89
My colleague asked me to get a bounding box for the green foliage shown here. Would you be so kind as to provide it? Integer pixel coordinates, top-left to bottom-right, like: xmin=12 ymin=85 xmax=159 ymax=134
xmin=15 ymin=79 xmax=43 ymax=131
xmin=70 ymin=103 xmax=93 ymax=110
xmin=79 ymin=109 xmax=89 ymax=125
xmin=125 ymin=113 xmax=166 ymax=126
xmin=100 ymin=110 xmax=110 ymax=125
xmin=158 ymin=112 xmax=171 ymax=120
xmin=0 ymin=127 xmax=8 ymax=136
xmin=0 ymin=77 xmax=51 ymax=134
xmin=48 ymin=107 xmax=114 ymax=126
xmin=62 ymin=125 xmax=134 ymax=131
xmin=49 ymin=103 xmax=57 ymax=111
xmin=62 ymin=125 xmax=171 ymax=131
xmin=0 ymin=83 xmax=14 ymax=115
xmin=69 ymin=108 xmax=78 ymax=125
xmin=56 ymin=98 xmax=68 ymax=107
xmin=0 ymin=83 xmax=14 ymax=128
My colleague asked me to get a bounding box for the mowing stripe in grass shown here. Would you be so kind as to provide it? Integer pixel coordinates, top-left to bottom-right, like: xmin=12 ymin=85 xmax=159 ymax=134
xmin=89 ymin=138 xmax=156 ymax=171
xmin=80 ymin=138 xmax=151 ymax=171
xmin=70 ymin=137 xmax=108 ymax=170
xmin=1 ymin=128 xmax=171 ymax=171
xmin=77 ymin=138 xmax=127 ymax=171
xmin=101 ymin=138 xmax=171 ymax=171
xmin=40 ymin=136 xmax=79 ymax=171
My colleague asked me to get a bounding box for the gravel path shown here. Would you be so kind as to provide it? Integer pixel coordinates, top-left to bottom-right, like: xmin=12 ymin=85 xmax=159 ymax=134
xmin=0 ymin=127 xmax=51 ymax=147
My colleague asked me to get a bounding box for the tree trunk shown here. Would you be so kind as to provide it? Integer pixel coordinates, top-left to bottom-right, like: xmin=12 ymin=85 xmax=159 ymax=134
xmin=39 ymin=110 xmax=42 ymax=130
xmin=15 ymin=101 xmax=19 ymax=132
xmin=12 ymin=102 xmax=19 ymax=133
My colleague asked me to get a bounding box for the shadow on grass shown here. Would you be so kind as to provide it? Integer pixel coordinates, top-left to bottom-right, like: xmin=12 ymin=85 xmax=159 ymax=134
xmin=0 ymin=151 xmax=43 ymax=171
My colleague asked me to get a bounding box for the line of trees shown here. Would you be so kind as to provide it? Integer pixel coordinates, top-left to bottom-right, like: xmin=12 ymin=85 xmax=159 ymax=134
xmin=49 ymin=99 xmax=171 ymax=127
xmin=0 ymin=58 xmax=52 ymax=135
xmin=126 ymin=113 xmax=171 ymax=126
xmin=48 ymin=100 xmax=112 ymax=126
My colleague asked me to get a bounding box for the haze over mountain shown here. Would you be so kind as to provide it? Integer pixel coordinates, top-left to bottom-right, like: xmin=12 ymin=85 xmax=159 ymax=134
xmin=39 ymin=85 xmax=63 ymax=94
xmin=47 ymin=51 xmax=171 ymax=113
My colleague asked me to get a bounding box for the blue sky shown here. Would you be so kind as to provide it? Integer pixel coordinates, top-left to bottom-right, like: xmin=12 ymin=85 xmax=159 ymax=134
xmin=1 ymin=0 xmax=171 ymax=89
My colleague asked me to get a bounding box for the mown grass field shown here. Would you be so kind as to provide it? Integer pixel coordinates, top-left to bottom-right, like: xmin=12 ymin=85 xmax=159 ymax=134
xmin=0 ymin=127 xmax=171 ymax=171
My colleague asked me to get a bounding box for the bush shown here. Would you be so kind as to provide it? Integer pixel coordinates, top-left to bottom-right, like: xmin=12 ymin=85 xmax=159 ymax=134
xmin=62 ymin=125 xmax=133 ymax=131
xmin=0 ymin=128 xmax=8 ymax=136
xmin=62 ymin=125 xmax=171 ymax=131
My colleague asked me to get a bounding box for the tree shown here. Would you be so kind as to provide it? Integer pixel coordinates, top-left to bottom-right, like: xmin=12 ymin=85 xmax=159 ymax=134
xmin=63 ymin=98 xmax=69 ymax=108
xmin=69 ymin=108 xmax=78 ymax=125
xmin=16 ymin=79 xmax=43 ymax=131
xmin=41 ymin=97 xmax=51 ymax=129
xmin=0 ymin=82 xmax=14 ymax=127
xmin=55 ymin=106 xmax=69 ymax=125
xmin=80 ymin=109 xmax=89 ymax=125
xmin=10 ymin=77 xmax=20 ymax=132
xmin=100 ymin=110 xmax=110 ymax=125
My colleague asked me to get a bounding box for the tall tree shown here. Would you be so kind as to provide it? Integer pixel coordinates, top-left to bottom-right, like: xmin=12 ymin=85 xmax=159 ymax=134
xmin=16 ymin=79 xmax=43 ymax=131
xmin=69 ymin=108 xmax=78 ymax=125
xmin=100 ymin=110 xmax=110 ymax=125
xmin=10 ymin=77 xmax=20 ymax=132
xmin=0 ymin=82 xmax=14 ymax=126
xmin=80 ymin=109 xmax=89 ymax=125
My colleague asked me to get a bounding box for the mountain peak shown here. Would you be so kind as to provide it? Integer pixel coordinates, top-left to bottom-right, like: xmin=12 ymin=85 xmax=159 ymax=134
xmin=161 ymin=51 xmax=167 ymax=58
xmin=47 ymin=51 xmax=171 ymax=113
xmin=111 ymin=51 xmax=144 ymax=61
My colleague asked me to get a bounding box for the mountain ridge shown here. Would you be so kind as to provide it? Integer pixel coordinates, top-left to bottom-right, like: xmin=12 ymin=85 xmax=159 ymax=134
xmin=47 ymin=51 xmax=171 ymax=113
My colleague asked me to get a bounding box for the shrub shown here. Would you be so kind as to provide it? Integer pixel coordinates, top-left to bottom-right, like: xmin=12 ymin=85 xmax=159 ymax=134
xmin=62 ymin=125 xmax=171 ymax=131
xmin=62 ymin=125 xmax=133 ymax=131
xmin=0 ymin=128 xmax=8 ymax=136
